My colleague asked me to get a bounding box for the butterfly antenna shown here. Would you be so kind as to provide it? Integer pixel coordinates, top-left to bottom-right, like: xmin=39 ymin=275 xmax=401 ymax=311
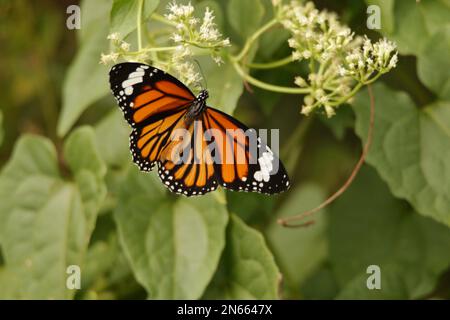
xmin=194 ymin=59 xmax=208 ymax=90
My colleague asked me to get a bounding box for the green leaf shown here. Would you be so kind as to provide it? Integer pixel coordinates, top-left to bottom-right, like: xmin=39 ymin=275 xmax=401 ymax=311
xmin=258 ymin=28 xmax=290 ymax=60
xmin=0 ymin=135 xmax=59 ymax=242
xmin=79 ymin=0 xmax=112 ymax=43
xmin=354 ymin=84 xmax=450 ymax=227
xmin=0 ymin=132 xmax=106 ymax=298
xmin=64 ymin=126 xmax=107 ymax=178
xmin=366 ymin=0 xmax=395 ymax=34
xmin=417 ymin=25 xmax=450 ymax=100
xmin=388 ymin=0 xmax=450 ymax=55
xmin=319 ymin=105 xmax=355 ymax=140
xmin=266 ymin=184 xmax=328 ymax=294
xmin=226 ymin=191 xmax=275 ymax=225
xmin=329 ymin=166 xmax=450 ymax=299
xmin=114 ymin=167 xmax=228 ymax=299
xmin=110 ymin=0 xmax=160 ymax=40
xmin=58 ymin=1 xmax=111 ymax=137
xmin=227 ymin=0 xmax=265 ymax=40
xmin=94 ymin=110 xmax=130 ymax=168
xmin=203 ymin=214 xmax=280 ymax=299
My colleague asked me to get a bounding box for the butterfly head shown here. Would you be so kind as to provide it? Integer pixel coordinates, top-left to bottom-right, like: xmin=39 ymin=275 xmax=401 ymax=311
xmin=198 ymin=89 xmax=209 ymax=102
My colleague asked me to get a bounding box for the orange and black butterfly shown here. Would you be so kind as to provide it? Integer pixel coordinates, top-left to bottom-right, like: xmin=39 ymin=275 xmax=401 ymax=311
xmin=109 ymin=62 xmax=290 ymax=196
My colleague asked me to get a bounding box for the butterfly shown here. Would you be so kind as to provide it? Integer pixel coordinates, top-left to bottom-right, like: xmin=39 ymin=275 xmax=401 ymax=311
xmin=109 ymin=62 xmax=290 ymax=196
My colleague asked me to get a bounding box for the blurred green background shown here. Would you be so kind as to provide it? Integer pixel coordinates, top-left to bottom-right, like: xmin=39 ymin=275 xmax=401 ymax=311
xmin=0 ymin=0 xmax=450 ymax=300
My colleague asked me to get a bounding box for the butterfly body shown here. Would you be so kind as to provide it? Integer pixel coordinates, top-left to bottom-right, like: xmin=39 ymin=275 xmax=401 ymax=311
xmin=109 ymin=62 xmax=290 ymax=196
xmin=184 ymin=89 xmax=208 ymax=124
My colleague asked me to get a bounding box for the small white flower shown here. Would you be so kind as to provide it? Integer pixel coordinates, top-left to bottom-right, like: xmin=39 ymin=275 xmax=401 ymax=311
xmin=324 ymin=105 xmax=335 ymax=118
xmin=172 ymin=33 xmax=183 ymax=43
xmin=304 ymin=95 xmax=314 ymax=106
xmin=302 ymin=50 xmax=312 ymax=59
xmin=294 ymin=76 xmax=307 ymax=87
xmin=99 ymin=52 xmax=119 ymax=65
xmin=288 ymin=38 xmax=297 ymax=48
xmin=388 ymin=53 xmax=398 ymax=69
xmin=292 ymin=51 xmax=302 ymax=61
xmin=222 ymin=38 xmax=231 ymax=46
xmin=301 ymin=105 xmax=314 ymax=116
xmin=338 ymin=65 xmax=347 ymax=76
xmin=107 ymin=33 xmax=120 ymax=41
xmin=213 ymin=55 xmax=224 ymax=65
xmin=120 ymin=41 xmax=130 ymax=51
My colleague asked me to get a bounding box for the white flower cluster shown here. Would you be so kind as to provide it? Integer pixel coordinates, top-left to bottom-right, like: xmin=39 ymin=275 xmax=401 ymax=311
xmin=279 ymin=1 xmax=398 ymax=117
xmin=100 ymin=32 xmax=132 ymax=65
xmin=339 ymin=36 xmax=398 ymax=81
xmin=165 ymin=1 xmax=230 ymax=89
xmin=282 ymin=1 xmax=356 ymax=63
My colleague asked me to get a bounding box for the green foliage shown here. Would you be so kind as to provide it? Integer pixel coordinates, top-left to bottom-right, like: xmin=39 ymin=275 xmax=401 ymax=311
xmin=204 ymin=214 xmax=280 ymax=299
xmin=114 ymin=167 xmax=229 ymax=299
xmin=266 ymin=184 xmax=328 ymax=293
xmin=329 ymin=167 xmax=450 ymax=299
xmin=417 ymin=26 xmax=450 ymax=100
xmin=385 ymin=0 xmax=450 ymax=56
xmin=110 ymin=0 xmax=160 ymax=39
xmin=58 ymin=0 xmax=111 ymax=136
xmin=354 ymin=84 xmax=450 ymax=227
xmin=0 ymin=128 xmax=106 ymax=299
xmin=200 ymin=58 xmax=244 ymax=114
xmin=1 ymin=0 xmax=450 ymax=301
xmin=227 ymin=0 xmax=265 ymax=40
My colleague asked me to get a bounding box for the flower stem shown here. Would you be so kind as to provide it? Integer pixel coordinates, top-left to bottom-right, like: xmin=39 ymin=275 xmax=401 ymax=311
xmin=137 ymin=0 xmax=144 ymax=51
xmin=124 ymin=47 xmax=178 ymax=58
xmin=232 ymin=19 xmax=278 ymax=62
xmin=246 ymin=56 xmax=293 ymax=69
xmin=231 ymin=60 xmax=310 ymax=94
xmin=151 ymin=13 xmax=177 ymax=26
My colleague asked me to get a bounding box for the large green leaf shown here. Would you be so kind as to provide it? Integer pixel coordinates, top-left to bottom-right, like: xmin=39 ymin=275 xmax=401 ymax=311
xmin=266 ymin=184 xmax=328 ymax=295
xmin=227 ymin=0 xmax=265 ymax=40
xmin=329 ymin=166 xmax=450 ymax=299
xmin=79 ymin=0 xmax=112 ymax=43
xmin=0 ymin=129 xmax=106 ymax=299
xmin=354 ymin=84 xmax=450 ymax=227
xmin=58 ymin=1 xmax=112 ymax=136
xmin=0 ymin=136 xmax=59 ymax=242
xmin=417 ymin=26 xmax=450 ymax=100
xmin=388 ymin=0 xmax=450 ymax=55
xmin=110 ymin=0 xmax=160 ymax=40
xmin=94 ymin=110 xmax=130 ymax=168
xmin=114 ymin=167 xmax=228 ymax=299
xmin=64 ymin=126 xmax=107 ymax=178
xmin=203 ymin=214 xmax=280 ymax=299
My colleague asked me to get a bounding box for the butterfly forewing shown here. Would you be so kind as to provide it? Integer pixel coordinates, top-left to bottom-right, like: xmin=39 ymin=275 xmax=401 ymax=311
xmin=109 ymin=62 xmax=195 ymax=171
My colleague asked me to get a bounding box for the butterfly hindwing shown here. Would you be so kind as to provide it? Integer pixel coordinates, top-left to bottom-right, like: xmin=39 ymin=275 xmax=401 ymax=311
xmin=204 ymin=107 xmax=290 ymax=195
xmin=156 ymin=120 xmax=218 ymax=196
